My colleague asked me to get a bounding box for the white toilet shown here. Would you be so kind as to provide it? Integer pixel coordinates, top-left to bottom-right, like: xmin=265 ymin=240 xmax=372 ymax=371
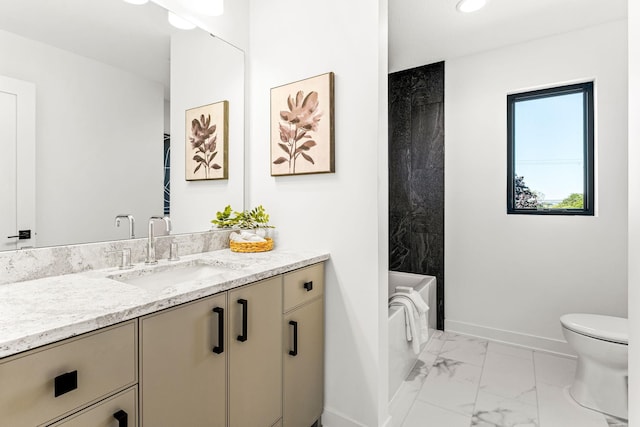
xmin=560 ymin=313 xmax=628 ymax=420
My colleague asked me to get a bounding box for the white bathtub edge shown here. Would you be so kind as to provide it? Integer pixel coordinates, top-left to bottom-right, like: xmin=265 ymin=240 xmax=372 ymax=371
xmin=388 ymin=272 xmax=436 ymax=402
xmin=445 ymin=319 xmax=576 ymax=357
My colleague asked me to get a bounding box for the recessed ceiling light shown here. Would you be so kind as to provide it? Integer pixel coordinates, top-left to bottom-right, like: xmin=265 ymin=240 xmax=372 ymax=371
xmin=456 ymin=0 xmax=487 ymax=13
xmin=122 ymin=0 xmax=149 ymax=5
xmin=168 ymin=11 xmax=196 ymax=30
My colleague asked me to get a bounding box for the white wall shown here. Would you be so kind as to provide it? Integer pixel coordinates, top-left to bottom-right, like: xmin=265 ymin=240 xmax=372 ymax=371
xmin=170 ymin=30 xmax=245 ymax=235
xmin=247 ymin=0 xmax=389 ymax=425
xmin=152 ymin=0 xmax=250 ymax=51
xmin=445 ymin=21 xmax=628 ymax=354
xmin=0 ymin=29 xmax=164 ymax=247
xmin=377 ymin=0 xmax=390 ymax=423
xmin=627 ymin=0 xmax=639 ymax=423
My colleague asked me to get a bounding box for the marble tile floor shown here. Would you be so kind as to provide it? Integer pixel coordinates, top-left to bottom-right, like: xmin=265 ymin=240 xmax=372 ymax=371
xmin=389 ymin=331 xmax=628 ymax=427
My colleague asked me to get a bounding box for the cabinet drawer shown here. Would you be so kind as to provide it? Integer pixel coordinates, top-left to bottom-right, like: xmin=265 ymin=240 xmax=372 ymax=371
xmin=49 ymin=386 xmax=138 ymax=427
xmin=283 ymin=263 xmax=324 ymax=312
xmin=0 ymin=321 xmax=137 ymax=427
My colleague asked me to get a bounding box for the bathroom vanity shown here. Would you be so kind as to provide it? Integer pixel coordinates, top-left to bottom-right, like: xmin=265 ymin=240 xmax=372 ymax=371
xmin=0 ymin=248 xmax=328 ymax=427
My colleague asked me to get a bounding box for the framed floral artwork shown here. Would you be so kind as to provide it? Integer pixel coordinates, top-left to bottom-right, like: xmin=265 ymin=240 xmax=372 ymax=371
xmin=185 ymin=100 xmax=229 ymax=181
xmin=271 ymin=72 xmax=335 ymax=176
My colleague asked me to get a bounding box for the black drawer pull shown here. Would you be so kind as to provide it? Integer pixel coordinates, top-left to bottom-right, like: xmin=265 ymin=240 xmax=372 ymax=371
xmin=289 ymin=320 xmax=298 ymax=356
xmin=54 ymin=370 xmax=77 ymax=397
xmin=7 ymin=230 xmax=31 ymax=240
xmin=303 ymin=281 xmax=313 ymax=292
xmin=237 ymin=299 xmax=248 ymax=342
xmin=113 ymin=409 xmax=128 ymax=427
xmin=212 ymin=307 xmax=224 ymax=354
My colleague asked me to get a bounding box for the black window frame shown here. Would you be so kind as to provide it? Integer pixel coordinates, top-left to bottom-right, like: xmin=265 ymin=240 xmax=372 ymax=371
xmin=506 ymin=82 xmax=595 ymax=216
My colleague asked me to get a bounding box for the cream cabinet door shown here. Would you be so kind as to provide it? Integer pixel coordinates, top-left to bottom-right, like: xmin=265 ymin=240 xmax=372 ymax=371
xmin=49 ymin=386 xmax=137 ymax=427
xmin=283 ymin=297 xmax=324 ymax=427
xmin=140 ymin=293 xmax=227 ymax=427
xmin=229 ymin=276 xmax=283 ymax=427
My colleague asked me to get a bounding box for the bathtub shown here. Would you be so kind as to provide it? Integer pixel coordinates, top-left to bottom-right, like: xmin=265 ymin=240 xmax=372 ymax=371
xmin=388 ymin=271 xmax=437 ymax=401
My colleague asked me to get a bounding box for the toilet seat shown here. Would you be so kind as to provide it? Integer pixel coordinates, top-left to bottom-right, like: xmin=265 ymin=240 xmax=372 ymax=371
xmin=560 ymin=314 xmax=628 ymax=345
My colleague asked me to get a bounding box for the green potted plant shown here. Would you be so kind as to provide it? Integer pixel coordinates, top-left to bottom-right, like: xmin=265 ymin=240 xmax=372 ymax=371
xmin=211 ymin=205 xmax=275 ymax=252
xmin=211 ymin=205 xmax=274 ymax=230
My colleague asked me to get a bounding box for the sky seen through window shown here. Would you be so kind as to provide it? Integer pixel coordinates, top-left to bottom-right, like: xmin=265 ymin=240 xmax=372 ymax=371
xmin=514 ymin=92 xmax=584 ymax=204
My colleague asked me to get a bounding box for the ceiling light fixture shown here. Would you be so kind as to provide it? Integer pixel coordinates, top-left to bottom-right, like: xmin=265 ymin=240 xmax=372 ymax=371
xmin=122 ymin=0 xmax=149 ymax=5
xmin=168 ymin=11 xmax=196 ymax=30
xmin=456 ymin=0 xmax=487 ymax=13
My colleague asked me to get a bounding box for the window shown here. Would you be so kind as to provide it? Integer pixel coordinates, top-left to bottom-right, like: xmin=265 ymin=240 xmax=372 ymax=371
xmin=507 ymin=82 xmax=594 ymax=215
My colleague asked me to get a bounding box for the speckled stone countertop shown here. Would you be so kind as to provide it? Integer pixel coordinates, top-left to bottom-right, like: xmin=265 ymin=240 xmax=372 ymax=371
xmin=0 ymin=249 xmax=329 ymax=359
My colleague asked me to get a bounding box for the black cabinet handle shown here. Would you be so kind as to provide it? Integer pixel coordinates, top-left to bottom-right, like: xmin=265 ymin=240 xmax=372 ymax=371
xmin=113 ymin=409 xmax=128 ymax=427
xmin=7 ymin=230 xmax=31 ymax=240
xmin=54 ymin=370 xmax=77 ymax=397
xmin=212 ymin=307 xmax=224 ymax=354
xmin=237 ymin=299 xmax=248 ymax=342
xmin=303 ymin=281 xmax=313 ymax=292
xmin=289 ymin=320 xmax=298 ymax=356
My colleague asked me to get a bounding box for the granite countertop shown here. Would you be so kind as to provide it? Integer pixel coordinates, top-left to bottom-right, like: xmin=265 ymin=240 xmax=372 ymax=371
xmin=0 ymin=248 xmax=329 ymax=359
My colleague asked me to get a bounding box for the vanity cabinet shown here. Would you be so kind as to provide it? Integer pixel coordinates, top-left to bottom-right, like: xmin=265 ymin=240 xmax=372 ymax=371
xmin=282 ymin=264 xmax=324 ymax=427
xmin=139 ymin=276 xmax=283 ymax=427
xmin=139 ymin=293 xmax=227 ymax=427
xmin=0 ymin=259 xmax=325 ymax=427
xmin=0 ymin=320 xmax=137 ymax=427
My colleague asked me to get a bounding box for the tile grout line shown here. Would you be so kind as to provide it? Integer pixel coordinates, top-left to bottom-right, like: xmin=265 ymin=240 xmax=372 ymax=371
xmin=532 ymin=351 xmax=542 ymax=427
xmin=396 ymin=370 xmax=426 ymax=426
xmin=469 ymin=340 xmax=489 ymax=427
xmin=397 ymin=334 xmax=444 ymax=427
xmin=421 ymin=333 xmax=482 ymax=424
xmin=402 ymin=333 xmax=453 ymax=425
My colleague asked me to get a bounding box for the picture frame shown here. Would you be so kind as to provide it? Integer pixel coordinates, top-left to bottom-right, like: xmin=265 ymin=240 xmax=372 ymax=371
xmin=185 ymin=100 xmax=229 ymax=181
xmin=270 ymin=72 xmax=335 ymax=176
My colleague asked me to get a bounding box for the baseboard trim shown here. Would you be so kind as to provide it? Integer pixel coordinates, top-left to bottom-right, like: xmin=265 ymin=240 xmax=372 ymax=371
xmin=321 ymin=408 xmax=367 ymax=427
xmin=445 ymin=319 xmax=576 ymax=357
xmin=321 ymin=408 xmax=392 ymax=427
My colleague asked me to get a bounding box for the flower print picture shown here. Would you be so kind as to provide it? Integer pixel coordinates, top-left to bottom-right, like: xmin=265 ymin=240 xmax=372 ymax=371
xmin=271 ymin=72 xmax=335 ymax=176
xmin=185 ymin=100 xmax=229 ymax=181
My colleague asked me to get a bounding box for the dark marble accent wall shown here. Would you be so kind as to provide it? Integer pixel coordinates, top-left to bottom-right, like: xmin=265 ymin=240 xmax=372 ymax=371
xmin=389 ymin=62 xmax=445 ymax=330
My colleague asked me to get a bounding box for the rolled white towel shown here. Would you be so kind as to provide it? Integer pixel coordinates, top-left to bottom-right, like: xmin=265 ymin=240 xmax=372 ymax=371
xmin=239 ymin=231 xmax=266 ymax=242
xmin=389 ymin=296 xmax=420 ymax=355
xmin=390 ymin=291 xmax=430 ymax=346
xmin=394 ymin=287 xmax=429 ymax=314
xmin=230 ymin=232 xmax=250 ymax=243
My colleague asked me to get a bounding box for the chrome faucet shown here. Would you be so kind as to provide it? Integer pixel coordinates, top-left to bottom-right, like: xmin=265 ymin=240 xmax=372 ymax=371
xmin=146 ymin=216 xmax=171 ymax=265
xmin=114 ymin=214 xmax=135 ymax=239
xmin=107 ymin=248 xmax=133 ymax=270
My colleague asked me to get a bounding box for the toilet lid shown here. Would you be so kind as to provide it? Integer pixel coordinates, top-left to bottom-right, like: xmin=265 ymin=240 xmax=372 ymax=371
xmin=560 ymin=314 xmax=628 ymax=345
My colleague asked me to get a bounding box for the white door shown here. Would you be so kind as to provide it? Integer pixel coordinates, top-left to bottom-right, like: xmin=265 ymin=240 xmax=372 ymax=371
xmin=0 ymin=76 xmax=35 ymax=250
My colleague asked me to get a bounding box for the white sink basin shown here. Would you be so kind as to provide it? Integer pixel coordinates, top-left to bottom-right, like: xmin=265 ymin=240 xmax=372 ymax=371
xmin=109 ymin=260 xmax=233 ymax=290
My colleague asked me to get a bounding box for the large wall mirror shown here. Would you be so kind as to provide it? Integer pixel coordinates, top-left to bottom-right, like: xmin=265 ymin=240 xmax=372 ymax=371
xmin=0 ymin=0 xmax=245 ymax=252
